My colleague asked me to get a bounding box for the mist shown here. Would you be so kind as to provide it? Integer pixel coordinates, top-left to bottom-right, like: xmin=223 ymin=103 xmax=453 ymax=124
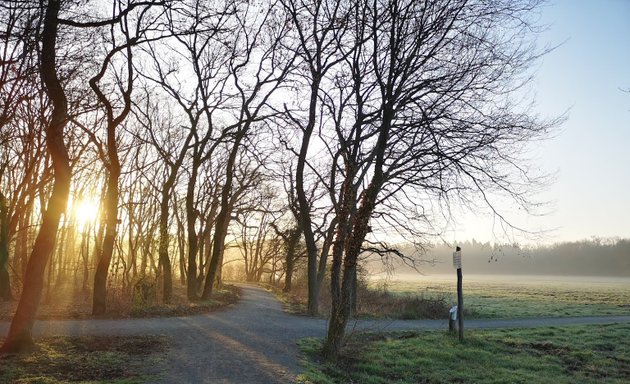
xmin=366 ymin=238 xmax=630 ymax=278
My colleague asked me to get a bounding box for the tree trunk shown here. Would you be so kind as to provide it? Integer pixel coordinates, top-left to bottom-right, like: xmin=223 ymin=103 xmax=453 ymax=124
xmin=0 ymin=191 xmax=12 ymax=300
xmin=202 ymin=135 xmax=244 ymax=300
xmin=328 ymin=169 xmax=356 ymax=320
xmin=324 ymin=167 xmax=385 ymax=359
xmin=296 ymin=80 xmax=322 ymax=316
xmin=214 ymin=247 xmax=223 ymax=288
xmin=175 ymin=205 xmax=186 ymax=286
xmin=92 ymin=168 xmax=120 ymax=315
xmin=323 ymin=209 xmax=370 ymax=359
xmin=186 ymin=157 xmax=200 ymax=301
xmin=282 ymin=227 xmax=301 ymax=293
xmin=158 ymin=185 xmax=173 ymax=303
xmin=80 ymin=225 xmax=91 ymax=292
xmin=16 ymin=206 xmax=30 ymax=279
xmin=350 ymin=267 xmax=357 ymax=316
xmin=324 ymin=258 xmax=357 ymax=361
xmin=316 ymin=219 xmax=337 ymax=292
xmin=1 ymin=0 xmax=71 ymax=353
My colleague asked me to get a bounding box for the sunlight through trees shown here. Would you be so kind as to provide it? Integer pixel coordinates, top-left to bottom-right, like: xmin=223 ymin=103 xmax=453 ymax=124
xmin=0 ymin=0 xmax=562 ymax=358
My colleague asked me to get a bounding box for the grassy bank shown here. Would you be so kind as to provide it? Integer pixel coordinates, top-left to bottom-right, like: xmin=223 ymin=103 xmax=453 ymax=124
xmin=299 ymin=323 xmax=630 ymax=384
xmin=0 ymin=335 xmax=167 ymax=383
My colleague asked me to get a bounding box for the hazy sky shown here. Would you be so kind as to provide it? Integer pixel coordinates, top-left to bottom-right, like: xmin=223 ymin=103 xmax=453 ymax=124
xmin=451 ymin=0 xmax=630 ymax=244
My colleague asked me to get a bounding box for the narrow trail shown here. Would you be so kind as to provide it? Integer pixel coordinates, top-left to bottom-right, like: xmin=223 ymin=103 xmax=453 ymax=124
xmin=1 ymin=284 xmax=628 ymax=383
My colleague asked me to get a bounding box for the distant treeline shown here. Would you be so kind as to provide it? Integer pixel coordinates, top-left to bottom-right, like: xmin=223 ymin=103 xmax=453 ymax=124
xmin=377 ymin=238 xmax=630 ymax=277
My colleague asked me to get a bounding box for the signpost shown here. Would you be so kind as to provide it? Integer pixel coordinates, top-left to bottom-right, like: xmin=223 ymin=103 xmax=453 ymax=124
xmin=453 ymin=246 xmax=464 ymax=341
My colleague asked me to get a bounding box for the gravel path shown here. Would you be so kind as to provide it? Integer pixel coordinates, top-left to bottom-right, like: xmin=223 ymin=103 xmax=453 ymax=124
xmin=1 ymin=284 xmax=629 ymax=383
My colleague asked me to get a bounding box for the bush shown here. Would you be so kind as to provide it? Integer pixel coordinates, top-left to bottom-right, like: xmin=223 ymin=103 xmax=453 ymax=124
xmin=356 ymin=284 xmax=451 ymax=319
xmin=132 ymin=275 xmax=157 ymax=310
xmin=279 ymin=268 xmax=452 ymax=319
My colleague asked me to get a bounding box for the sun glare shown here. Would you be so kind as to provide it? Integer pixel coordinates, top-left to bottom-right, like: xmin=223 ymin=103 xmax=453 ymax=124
xmin=73 ymin=198 xmax=100 ymax=229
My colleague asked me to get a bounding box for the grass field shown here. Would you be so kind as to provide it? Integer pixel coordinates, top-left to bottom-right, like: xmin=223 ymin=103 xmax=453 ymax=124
xmin=299 ymin=323 xmax=630 ymax=384
xmin=368 ymin=274 xmax=630 ymax=319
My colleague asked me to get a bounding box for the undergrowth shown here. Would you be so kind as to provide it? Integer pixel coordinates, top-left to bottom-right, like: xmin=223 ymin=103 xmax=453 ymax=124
xmin=0 ymin=335 xmax=168 ymax=383
xmin=272 ymin=278 xmax=454 ymax=320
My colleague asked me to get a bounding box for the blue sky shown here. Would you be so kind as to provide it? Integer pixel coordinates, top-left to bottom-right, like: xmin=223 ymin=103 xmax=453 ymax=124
xmin=453 ymin=0 xmax=630 ymax=244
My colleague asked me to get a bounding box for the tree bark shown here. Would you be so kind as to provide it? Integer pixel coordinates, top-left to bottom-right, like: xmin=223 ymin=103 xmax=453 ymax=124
xmin=186 ymin=156 xmax=201 ymax=301
xmin=0 ymin=191 xmax=12 ymax=300
xmin=282 ymin=227 xmax=301 ymax=293
xmin=201 ymin=133 xmax=245 ymax=300
xmin=1 ymin=0 xmax=71 ymax=353
xmin=323 ymin=184 xmax=378 ymax=360
xmin=92 ymin=168 xmax=120 ymax=315
xmin=296 ymin=81 xmax=322 ymax=315
xmin=157 ymin=186 xmax=173 ymax=303
xmin=323 ymin=97 xmax=392 ymax=359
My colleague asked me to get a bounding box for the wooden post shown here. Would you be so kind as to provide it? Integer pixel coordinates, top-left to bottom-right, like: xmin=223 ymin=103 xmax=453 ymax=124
xmin=457 ymin=270 xmax=464 ymax=340
xmin=456 ymin=246 xmax=464 ymax=341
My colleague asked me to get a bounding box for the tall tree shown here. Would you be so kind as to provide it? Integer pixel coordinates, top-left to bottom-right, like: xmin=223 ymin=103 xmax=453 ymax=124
xmin=281 ymin=0 xmax=355 ymax=315
xmin=201 ymin=1 xmax=296 ymax=299
xmin=322 ymin=0 xmax=556 ymax=359
xmin=139 ymin=0 xmax=236 ymax=300
xmin=1 ymin=0 xmax=71 ymax=353
xmin=87 ymin=0 xmax=165 ymax=315
xmin=0 ymin=0 xmax=43 ymax=301
xmin=132 ymin=93 xmax=192 ymax=302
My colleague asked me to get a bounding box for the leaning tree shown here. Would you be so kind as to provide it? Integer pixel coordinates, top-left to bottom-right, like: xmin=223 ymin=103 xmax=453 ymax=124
xmin=0 ymin=0 xmax=72 ymax=353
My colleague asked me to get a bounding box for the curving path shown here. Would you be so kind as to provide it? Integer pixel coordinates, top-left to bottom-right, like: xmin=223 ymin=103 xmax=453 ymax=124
xmin=1 ymin=284 xmax=629 ymax=383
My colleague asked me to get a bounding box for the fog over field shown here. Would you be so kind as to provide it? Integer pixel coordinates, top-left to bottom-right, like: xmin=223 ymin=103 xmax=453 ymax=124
xmin=365 ymin=238 xmax=630 ymax=279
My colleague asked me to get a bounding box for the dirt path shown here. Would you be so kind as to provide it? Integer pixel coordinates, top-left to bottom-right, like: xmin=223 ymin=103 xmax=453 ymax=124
xmin=1 ymin=284 xmax=629 ymax=383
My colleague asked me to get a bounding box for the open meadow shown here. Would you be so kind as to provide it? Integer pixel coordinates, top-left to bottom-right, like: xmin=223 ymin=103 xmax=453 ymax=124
xmin=368 ymin=274 xmax=630 ymax=319
xmin=299 ymin=323 xmax=630 ymax=384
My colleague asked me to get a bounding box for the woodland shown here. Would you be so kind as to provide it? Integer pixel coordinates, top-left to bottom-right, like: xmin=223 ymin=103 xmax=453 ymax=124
xmin=0 ymin=0 xmax=556 ymax=359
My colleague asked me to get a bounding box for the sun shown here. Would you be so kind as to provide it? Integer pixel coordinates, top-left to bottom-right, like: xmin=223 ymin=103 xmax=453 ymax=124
xmin=73 ymin=198 xmax=100 ymax=229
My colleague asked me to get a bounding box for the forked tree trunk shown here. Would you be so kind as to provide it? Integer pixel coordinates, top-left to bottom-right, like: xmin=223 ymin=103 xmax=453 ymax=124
xmin=323 ymin=105 xmax=390 ymax=359
xmin=323 ymin=189 xmax=376 ymax=360
xmin=156 ymin=132 xmax=193 ymax=303
xmin=202 ymin=134 xmax=244 ymax=300
xmin=0 ymin=0 xmax=71 ymax=353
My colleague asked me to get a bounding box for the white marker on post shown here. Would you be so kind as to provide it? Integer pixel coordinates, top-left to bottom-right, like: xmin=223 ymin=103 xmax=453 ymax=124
xmin=452 ymin=250 xmax=462 ymax=269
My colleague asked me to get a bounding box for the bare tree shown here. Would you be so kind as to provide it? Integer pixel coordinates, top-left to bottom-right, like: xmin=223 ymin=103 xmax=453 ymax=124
xmin=281 ymin=0 xmax=356 ymax=315
xmin=321 ymin=0 xmax=557 ymax=359
xmin=200 ymin=1 xmax=297 ymax=299
xmin=131 ymin=90 xmax=193 ymax=302
xmin=86 ymin=0 xmax=166 ymax=315
xmin=234 ymin=183 xmax=283 ymax=282
xmin=1 ymin=0 xmax=71 ymax=353
xmin=137 ymin=0 xmax=237 ymax=300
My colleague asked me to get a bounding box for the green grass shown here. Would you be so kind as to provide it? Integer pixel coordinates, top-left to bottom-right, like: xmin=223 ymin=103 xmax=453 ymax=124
xmin=0 ymin=335 xmax=167 ymax=383
xmin=372 ymin=276 xmax=630 ymax=319
xmin=298 ymin=323 xmax=630 ymax=384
